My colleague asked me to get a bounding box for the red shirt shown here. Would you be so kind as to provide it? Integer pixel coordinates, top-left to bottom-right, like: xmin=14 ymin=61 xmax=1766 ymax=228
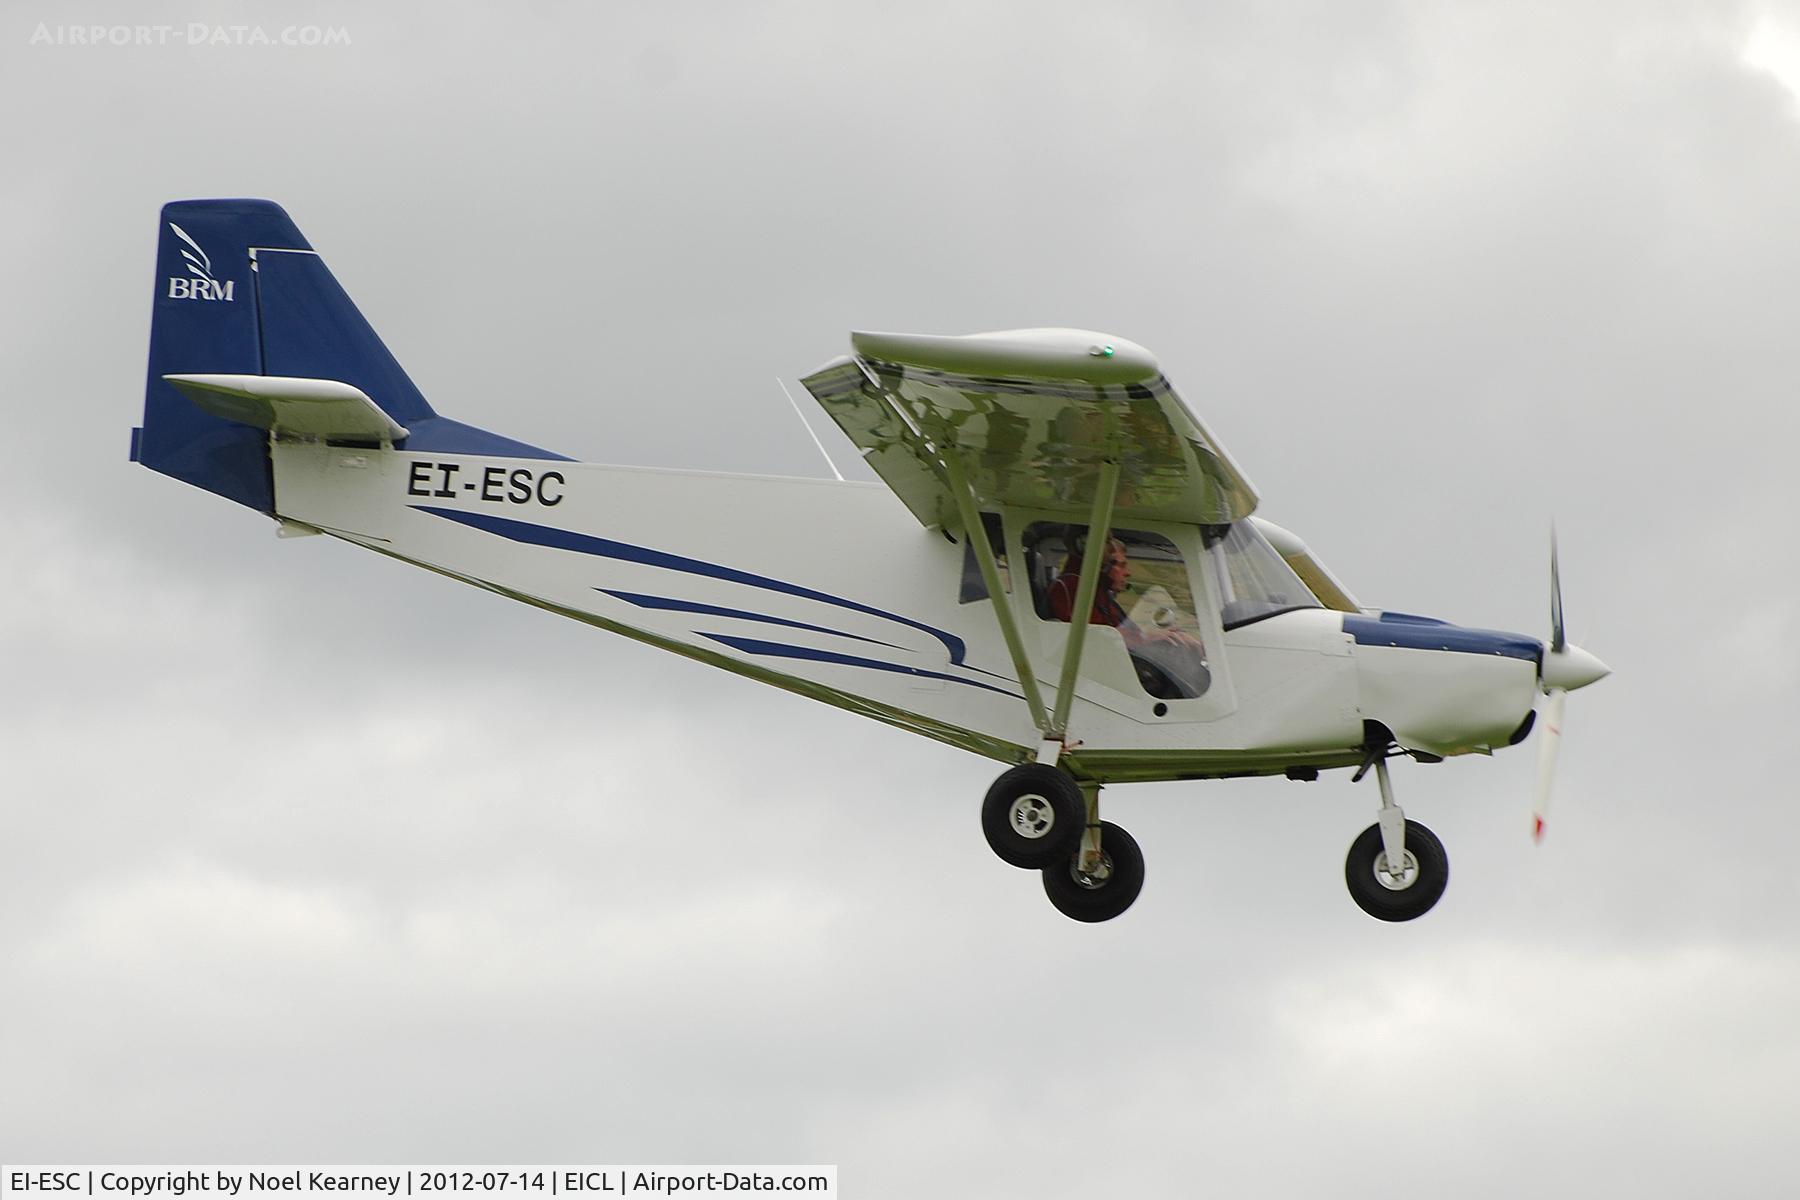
xmin=1047 ymin=573 xmax=1131 ymax=629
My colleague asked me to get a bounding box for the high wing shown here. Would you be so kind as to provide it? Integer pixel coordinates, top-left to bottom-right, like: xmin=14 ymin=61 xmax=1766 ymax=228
xmin=800 ymin=328 xmax=1258 ymax=534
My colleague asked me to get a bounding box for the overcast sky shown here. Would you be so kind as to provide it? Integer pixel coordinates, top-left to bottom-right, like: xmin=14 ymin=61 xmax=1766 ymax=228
xmin=4 ymin=1 xmax=1799 ymax=1195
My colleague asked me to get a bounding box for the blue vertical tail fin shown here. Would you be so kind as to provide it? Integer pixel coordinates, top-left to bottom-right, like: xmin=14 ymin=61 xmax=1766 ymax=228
xmin=134 ymin=199 xmax=562 ymax=513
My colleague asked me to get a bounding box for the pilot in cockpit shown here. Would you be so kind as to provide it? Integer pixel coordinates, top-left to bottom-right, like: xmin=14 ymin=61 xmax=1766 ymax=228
xmin=1047 ymin=535 xmax=1209 ymax=699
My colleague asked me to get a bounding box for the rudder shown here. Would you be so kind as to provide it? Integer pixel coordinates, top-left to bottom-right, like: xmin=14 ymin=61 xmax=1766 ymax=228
xmin=135 ymin=200 xmax=308 ymax=511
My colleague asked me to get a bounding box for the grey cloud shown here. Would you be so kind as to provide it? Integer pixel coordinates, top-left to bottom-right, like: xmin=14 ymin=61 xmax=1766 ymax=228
xmin=4 ymin=0 xmax=1799 ymax=1194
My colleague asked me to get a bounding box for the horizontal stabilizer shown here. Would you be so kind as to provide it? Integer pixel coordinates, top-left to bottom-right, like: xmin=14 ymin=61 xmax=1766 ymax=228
xmin=163 ymin=373 xmax=410 ymax=443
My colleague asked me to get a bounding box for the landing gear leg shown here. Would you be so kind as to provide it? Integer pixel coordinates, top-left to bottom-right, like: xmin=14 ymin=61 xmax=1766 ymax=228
xmin=1078 ymin=781 xmax=1103 ymax=876
xmin=1345 ymin=755 xmax=1449 ymax=922
xmin=1374 ymin=759 xmax=1408 ymax=882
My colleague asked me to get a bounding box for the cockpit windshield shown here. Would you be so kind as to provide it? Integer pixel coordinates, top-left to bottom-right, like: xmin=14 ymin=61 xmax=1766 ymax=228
xmin=1203 ymin=520 xmax=1323 ymax=628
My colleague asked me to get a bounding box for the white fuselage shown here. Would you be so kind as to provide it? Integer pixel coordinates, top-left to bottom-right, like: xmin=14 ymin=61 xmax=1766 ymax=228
xmin=272 ymin=442 xmax=1540 ymax=782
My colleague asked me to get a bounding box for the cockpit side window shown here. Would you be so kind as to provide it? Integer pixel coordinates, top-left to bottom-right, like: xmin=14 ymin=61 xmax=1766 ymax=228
xmin=1022 ymin=522 xmax=1211 ymax=700
xmin=958 ymin=512 xmax=1010 ymax=603
xmin=1203 ymin=520 xmax=1323 ymax=629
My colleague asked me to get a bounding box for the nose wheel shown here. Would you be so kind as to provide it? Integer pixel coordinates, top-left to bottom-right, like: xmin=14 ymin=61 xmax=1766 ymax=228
xmin=1345 ymin=819 xmax=1447 ymax=921
xmin=1344 ymin=755 xmax=1449 ymax=921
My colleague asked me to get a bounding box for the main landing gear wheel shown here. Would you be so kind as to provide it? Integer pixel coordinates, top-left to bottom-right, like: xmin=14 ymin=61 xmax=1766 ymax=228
xmin=981 ymin=763 xmax=1085 ymax=868
xmin=1042 ymin=820 xmax=1145 ymax=923
xmin=1344 ymin=819 xmax=1448 ymax=922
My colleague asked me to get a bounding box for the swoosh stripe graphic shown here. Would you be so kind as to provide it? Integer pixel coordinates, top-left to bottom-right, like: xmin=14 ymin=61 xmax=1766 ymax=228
xmin=598 ymin=589 xmax=906 ymax=651
xmin=701 ymin=633 xmax=1021 ymax=699
xmin=168 ymin=222 xmax=212 ymax=275
xmin=414 ymin=505 xmax=969 ymax=664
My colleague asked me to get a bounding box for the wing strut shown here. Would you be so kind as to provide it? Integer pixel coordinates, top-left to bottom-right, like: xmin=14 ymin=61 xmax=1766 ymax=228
xmin=1048 ymin=458 xmax=1122 ymax=740
xmin=941 ymin=437 xmax=1125 ymax=752
xmin=941 ymin=450 xmax=1050 ymax=734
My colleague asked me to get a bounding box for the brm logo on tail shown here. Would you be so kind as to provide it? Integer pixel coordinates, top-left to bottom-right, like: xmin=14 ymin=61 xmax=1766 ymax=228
xmin=165 ymin=222 xmax=235 ymax=301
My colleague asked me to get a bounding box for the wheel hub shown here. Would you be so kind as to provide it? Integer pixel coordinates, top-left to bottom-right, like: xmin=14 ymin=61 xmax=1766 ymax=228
xmin=1070 ymin=852 xmax=1115 ymax=890
xmin=1009 ymin=793 xmax=1056 ymax=840
xmin=1373 ymin=849 xmax=1420 ymax=891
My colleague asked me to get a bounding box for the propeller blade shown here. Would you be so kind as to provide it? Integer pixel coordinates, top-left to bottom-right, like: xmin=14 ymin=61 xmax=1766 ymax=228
xmin=1549 ymin=527 xmax=1565 ymax=654
xmin=1532 ymin=687 xmax=1567 ymax=843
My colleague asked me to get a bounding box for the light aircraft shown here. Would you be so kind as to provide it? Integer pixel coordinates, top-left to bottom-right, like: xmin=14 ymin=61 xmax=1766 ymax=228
xmin=133 ymin=200 xmax=1611 ymax=923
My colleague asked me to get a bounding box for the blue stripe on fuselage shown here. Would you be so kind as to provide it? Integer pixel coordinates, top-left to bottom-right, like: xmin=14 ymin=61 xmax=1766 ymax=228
xmin=598 ymin=589 xmax=906 ymax=651
xmin=413 ymin=505 xmax=969 ymax=664
xmin=1343 ymin=614 xmax=1541 ymax=662
xmin=700 ymin=633 xmax=1022 ymax=699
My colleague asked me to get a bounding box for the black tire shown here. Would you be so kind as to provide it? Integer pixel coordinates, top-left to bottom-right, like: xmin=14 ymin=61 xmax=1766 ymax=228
xmin=1042 ymin=820 xmax=1145 ymax=923
xmin=981 ymin=763 xmax=1085 ymax=868
xmin=1344 ymin=819 xmax=1448 ymax=922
